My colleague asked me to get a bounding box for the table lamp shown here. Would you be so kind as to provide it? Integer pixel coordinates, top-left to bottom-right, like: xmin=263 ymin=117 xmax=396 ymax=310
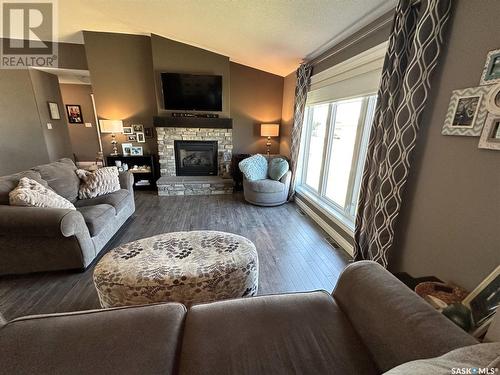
xmin=99 ymin=119 xmax=124 ymax=156
xmin=260 ymin=123 xmax=280 ymax=156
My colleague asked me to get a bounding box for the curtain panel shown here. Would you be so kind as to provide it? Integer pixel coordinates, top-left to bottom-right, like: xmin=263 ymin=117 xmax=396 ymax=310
xmin=288 ymin=63 xmax=312 ymax=200
xmin=354 ymin=0 xmax=452 ymax=267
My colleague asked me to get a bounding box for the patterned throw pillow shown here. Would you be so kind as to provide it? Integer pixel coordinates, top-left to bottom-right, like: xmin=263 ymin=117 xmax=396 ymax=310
xmin=9 ymin=177 xmax=76 ymax=210
xmin=238 ymin=154 xmax=268 ymax=181
xmin=76 ymin=167 xmax=121 ymax=199
xmin=268 ymin=158 xmax=289 ymax=181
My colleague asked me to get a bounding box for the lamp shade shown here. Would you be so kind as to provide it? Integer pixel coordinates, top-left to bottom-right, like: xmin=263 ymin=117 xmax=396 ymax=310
xmin=99 ymin=119 xmax=123 ymax=133
xmin=261 ymin=123 xmax=280 ymax=137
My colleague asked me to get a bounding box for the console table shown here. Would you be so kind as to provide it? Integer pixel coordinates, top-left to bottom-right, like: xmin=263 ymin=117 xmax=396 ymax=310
xmin=106 ymin=155 xmax=157 ymax=190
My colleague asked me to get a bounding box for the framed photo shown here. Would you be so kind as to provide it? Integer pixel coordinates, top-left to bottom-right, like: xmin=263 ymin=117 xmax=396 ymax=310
xmin=127 ymin=134 xmax=137 ymax=142
xmin=144 ymin=127 xmax=154 ymax=138
xmin=123 ymin=126 xmax=133 ymax=135
xmin=47 ymin=102 xmax=60 ymax=120
xmin=485 ymin=83 xmax=500 ymax=116
xmin=130 ymin=146 xmax=143 ymax=156
xmin=66 ymin=105 xmax=83 ymax=124
xmin=121 ymin=143 xmax=133 ymax=156
xmin=132 ymin=124 xmax=144 ymax=133
xmin=463 ymin=266 xmax=500 ymax=334
xmin=480 ymin=49 xmax=500 ymax=86
xmin=478 ymin=113 xmax=500 ymax=150
xmin=442 ymin=86 xmax=489 ymax=136
xmin=136 ymin=132 xmax=145 ymax=143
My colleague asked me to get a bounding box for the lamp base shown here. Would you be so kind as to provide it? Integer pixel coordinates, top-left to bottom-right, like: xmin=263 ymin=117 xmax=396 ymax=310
xmin=266 ymin=136 xmax=271 ymax=156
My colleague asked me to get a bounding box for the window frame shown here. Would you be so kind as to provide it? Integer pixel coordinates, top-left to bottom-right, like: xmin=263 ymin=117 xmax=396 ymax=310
xmin=297 ymin=95 xmax=377 ymax=229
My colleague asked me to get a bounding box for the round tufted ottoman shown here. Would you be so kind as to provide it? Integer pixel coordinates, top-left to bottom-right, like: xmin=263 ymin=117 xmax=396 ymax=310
xmin=93 ymin=231 xmax=259 ymax=308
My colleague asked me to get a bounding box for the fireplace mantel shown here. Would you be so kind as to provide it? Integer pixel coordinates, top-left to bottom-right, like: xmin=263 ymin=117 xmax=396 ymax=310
xmin=153 ymin=116 xmax=232 ymax=129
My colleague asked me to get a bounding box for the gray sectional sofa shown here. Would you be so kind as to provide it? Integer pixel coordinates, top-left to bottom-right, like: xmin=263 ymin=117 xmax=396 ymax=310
xmin=0 ymin=158 xmax=135 ymax=275
xmin=0 ymin=261 xmax=486 ymax=375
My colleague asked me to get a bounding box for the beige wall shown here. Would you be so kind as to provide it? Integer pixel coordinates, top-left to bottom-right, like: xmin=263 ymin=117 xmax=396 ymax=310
xmin=83 ymin=31 xmax=158 ymax=156
xmin=391 ymin=0 xmax=500 ymax=290
xmin=151 ymin=34 xmax=231 ymax=118
xmin=230 ymin=62 xmax=284 ymax=155
xmin=279 ymin=72 xmax=297 ymax=158
xmin=0 ymin=70 xmax=50 ymax=175
xmin=60 ymin=84 xmax=100 ymax=161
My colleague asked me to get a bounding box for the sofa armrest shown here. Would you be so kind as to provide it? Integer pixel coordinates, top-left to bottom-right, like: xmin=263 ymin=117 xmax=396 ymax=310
xmin=0 ymin=205 xmax=87 ymax=238
xmin=0 ymin=303 xmax=186 ymax=375
xmin=333 ymin=261 xmax=478 ymax=372
xmin=119 ymin=171 xmax=134 ymax=193
xmin=280 ymin=170 xmax=292 ymax=186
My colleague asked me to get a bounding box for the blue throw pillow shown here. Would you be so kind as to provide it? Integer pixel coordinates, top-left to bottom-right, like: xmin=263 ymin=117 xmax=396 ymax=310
xmin=239 ymin=154 xmax=268 ymax=181
xmin=268 ymin=158 xmax=289 ymax=181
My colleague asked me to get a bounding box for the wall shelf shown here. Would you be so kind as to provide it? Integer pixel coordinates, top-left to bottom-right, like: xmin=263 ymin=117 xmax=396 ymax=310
xmin=153 ymin=116 xmax=232 ymax=129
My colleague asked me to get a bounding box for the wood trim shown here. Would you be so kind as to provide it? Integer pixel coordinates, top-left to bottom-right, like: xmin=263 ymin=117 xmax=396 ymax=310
xmin=153 ymin=116 xmax=233 ymax=128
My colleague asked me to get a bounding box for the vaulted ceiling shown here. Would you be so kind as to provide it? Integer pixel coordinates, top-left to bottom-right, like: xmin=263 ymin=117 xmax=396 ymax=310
xmin=57 ymin=0 xmax=395 ymax=76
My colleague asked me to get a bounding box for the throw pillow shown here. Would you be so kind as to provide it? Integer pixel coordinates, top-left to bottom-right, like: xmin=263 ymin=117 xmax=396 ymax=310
xmin=9 ymin=177 xmax=76 ymax=210
xmin=268 ymin=158 xmax=289 ymax=181
xmin=239 ymin=154 xmax=268 ymax=181
xmin=76 ymin=167 xmax=120 ymax=199
xmin=383 ymin=342 xmax=500 ymax=375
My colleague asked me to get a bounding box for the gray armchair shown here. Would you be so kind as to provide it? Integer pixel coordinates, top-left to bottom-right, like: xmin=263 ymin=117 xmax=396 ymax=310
xmin=243 ymin=170 xmax=291 ymax=206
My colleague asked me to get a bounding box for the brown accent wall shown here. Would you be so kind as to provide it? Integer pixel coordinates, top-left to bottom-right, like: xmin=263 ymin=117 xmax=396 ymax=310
xmin=83 ymin=31 xmax=158 ymax=156
xmin=230 ymin=62 xmax=284 ymax=155
xmin=29 ymin=69 xmax=73 ymax=162
xmin=151 ymin=34 xmax=231 ymax=118
xmin=58 ymin=42 xmax=88 ymax=70
xmin=279 ymin=71 xmax=297 ymax=158
xmin=60 ymin=84 xmax=100 ymax=161
xmin=391 ymin=0 xmax=500 ymax=290
xmin=0 ymin=70 xmax=50 ymax=175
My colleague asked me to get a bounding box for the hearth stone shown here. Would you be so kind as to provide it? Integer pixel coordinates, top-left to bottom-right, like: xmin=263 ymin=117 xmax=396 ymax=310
xmin=157 ymin=176 xmax=233 ymax=196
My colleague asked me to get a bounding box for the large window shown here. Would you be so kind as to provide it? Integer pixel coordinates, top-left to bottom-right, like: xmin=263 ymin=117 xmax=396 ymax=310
xmin=297 ymin=95 xmax=377 ymax=227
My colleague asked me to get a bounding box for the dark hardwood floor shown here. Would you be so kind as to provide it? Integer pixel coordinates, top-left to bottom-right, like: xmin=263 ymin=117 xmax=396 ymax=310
xmin=0 ymin=191 xmax=351 ymax=321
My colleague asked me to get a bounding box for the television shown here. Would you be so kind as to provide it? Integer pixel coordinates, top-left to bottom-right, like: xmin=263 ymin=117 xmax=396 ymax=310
xmin=161 ymin=73 xmax=223 ymax=112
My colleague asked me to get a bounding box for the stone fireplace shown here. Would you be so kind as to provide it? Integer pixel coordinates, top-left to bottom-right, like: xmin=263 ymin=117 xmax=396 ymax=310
xmin=156 ymin=125 xmax=233 ymax=196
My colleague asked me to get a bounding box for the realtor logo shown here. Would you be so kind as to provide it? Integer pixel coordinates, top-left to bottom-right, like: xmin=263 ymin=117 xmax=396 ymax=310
xmin=1 ymin=0 xmax=58 ymax=68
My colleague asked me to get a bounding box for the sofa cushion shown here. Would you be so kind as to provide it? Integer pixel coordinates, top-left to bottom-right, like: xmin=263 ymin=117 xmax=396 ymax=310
xmin=384 ymin=343 xmax=500 ymax=374
xmin=75 ymin=189 xmax=130 ymax=215
xmin=239 ymin=154 xmax=268 ymax=181
xmin=0 ymin=170 xmax=50 ymax=205
xmin=77 ymin=204 xmax=115 ymax=236
xmin=31 ymin=158 xmax=80 ymax=203
xmin=9 ymin=178 xmax=76 ymax=210
xmin=0 ymin=303 xmax=187 ymax=375
xmin=76 ymin=167 xmax=121 ymax=199
xmin=268 ymin=158 xmax=289 ymax=181
xmin=247 ymin=179 xmax=285 ymax=193
xmin=179 ymin=291 xmax=378 ymax=375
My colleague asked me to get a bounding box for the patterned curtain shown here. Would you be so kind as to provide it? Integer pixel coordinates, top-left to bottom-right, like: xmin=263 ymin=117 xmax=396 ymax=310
xmin=354 ymin=0 xmax=451 ymax=266
xmin=288 ymin=63 xmax=312 ymax=199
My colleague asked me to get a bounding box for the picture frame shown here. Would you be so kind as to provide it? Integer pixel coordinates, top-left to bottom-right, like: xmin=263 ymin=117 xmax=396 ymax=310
xmin=66 ymin=104 xmax=83 ymax=124
xmin=130 ymin=146 xmax=143 ymax=156
xmin=480 ymin=48 xmax=500 ymax=86
xmin=485 ymin=83 xmax=500 ymax=116
xmin=136 ymin=132 xmax=145 ymax=143
xmin=463 ymin=265 xmax=500 ymax=335
xmin=121 ymin=143 xmax=133 ymax=156
xmin=123 ymin=126 xmax=133 ymax=135
xmin=442 ymin=86 xmax=490 ymax=136
xmin=47 ymin=102 xmax=60 ymax=120
xmin=132 ymin=124 xmax=144 ymax=133
xmin=144 ymin=127 xmax=154 ymax=138
xmin=127 ymin=134 xmax=137 ymax=142
xmin=478 ymin=113 xmax=500 ymax=150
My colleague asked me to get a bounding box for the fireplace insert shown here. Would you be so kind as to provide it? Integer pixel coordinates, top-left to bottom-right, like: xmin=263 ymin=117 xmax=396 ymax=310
xmin=174 ymin=140 xmax=218 ymax=176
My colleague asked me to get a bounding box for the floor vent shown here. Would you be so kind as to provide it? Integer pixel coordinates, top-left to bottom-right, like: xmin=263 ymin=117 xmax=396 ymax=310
xmin=296 ymin=208 xmax=306 ymax=216
xmin=325 ymin=236 xmax=340 ymax=249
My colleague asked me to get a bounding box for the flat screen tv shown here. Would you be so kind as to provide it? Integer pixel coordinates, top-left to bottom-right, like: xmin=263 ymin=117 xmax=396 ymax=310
xmin=161 ymin=73 xmax=222 ymax=111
